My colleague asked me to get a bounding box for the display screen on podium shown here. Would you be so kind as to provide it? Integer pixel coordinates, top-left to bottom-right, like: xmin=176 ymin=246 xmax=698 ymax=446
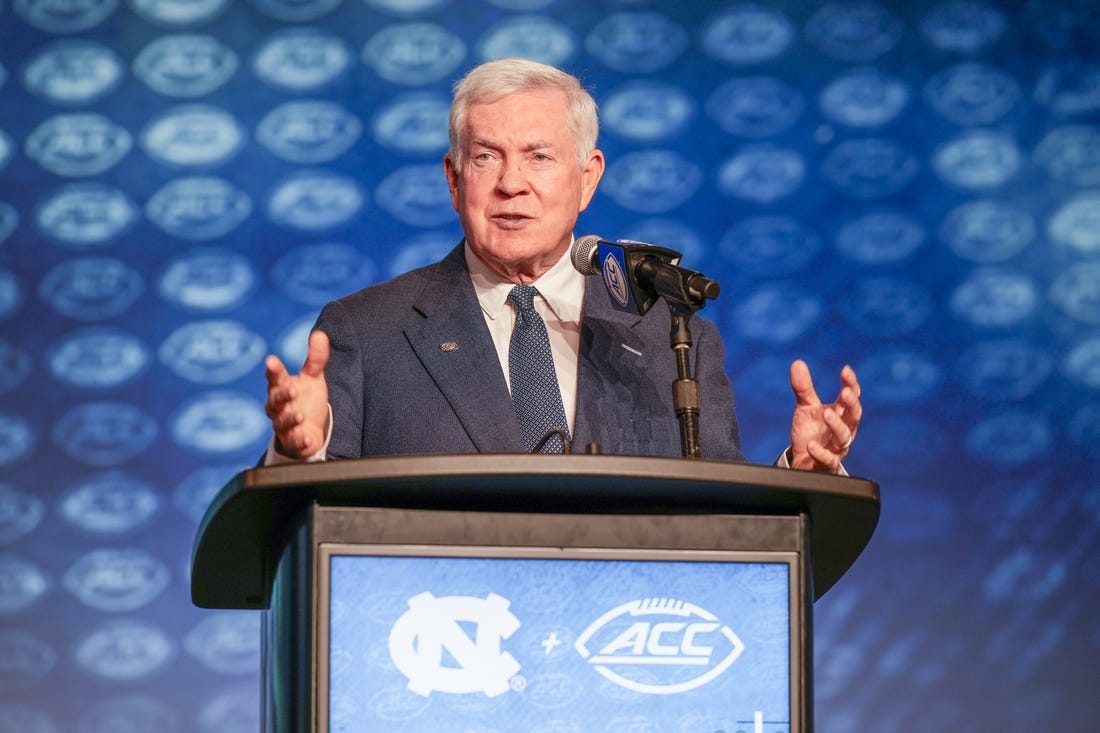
xmin=317 ymin=545 xmax=799 ymax=733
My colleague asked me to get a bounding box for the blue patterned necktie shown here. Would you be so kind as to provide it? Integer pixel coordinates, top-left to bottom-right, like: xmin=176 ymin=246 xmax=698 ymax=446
xmin=508 ymin=284 xmax=570 ymax=453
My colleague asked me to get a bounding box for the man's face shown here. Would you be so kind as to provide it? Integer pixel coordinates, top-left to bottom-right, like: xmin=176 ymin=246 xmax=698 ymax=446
xmin=444 ymin=88 xmax=605 ymax=283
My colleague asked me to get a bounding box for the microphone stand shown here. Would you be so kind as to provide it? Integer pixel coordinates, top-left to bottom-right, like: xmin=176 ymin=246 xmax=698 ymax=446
xmin=635 ymin=257 xmax=720 ymax=459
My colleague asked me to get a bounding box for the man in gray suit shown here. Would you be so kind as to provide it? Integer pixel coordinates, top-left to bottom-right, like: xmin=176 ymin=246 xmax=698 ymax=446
xmin=264 ymin=58 xmax=862 ymax=472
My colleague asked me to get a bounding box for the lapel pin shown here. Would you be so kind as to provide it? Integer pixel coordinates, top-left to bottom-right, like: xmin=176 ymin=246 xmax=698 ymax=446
xmin=440 ymin=341 xmax=459 ymax=351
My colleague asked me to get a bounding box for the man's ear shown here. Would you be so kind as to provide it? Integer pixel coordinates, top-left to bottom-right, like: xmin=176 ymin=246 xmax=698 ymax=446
xmin=443 ymin=154 xmax=460 ymax=209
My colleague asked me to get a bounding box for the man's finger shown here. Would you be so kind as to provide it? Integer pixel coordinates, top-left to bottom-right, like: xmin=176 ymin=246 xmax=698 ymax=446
xmin=301 ymin=330 xmax=331 ymax=378
xmin=789 ymin=359 xmax=821 ymax=406
xmin=264 ymin=354 xmax=289 ymax=385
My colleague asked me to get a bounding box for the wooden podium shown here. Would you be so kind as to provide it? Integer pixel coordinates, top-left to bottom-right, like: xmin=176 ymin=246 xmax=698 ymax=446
xmin=191 ymin=455 xmax=878 ymax=733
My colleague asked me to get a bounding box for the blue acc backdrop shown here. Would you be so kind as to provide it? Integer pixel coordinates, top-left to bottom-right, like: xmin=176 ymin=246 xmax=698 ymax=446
xmin=0 ymin=0 xmax=1098 ymax=731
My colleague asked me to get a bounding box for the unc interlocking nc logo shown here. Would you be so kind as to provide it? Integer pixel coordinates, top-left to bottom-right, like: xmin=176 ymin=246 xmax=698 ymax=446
xmin=388 ymin=592 xmax=521 ymax=697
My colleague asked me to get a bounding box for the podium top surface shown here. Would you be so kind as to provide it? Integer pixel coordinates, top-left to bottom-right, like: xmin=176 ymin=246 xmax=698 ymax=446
xmin=190 ymin=454 xmax=879 ymax=609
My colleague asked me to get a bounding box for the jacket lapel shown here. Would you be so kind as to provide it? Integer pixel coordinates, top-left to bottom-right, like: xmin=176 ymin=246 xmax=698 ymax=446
xmin=403 ymin=246 xmax=525 ymax=454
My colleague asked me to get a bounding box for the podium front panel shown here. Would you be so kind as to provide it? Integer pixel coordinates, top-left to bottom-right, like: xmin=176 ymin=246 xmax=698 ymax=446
xmin=261 ymin=505 xmax=813 ymax=733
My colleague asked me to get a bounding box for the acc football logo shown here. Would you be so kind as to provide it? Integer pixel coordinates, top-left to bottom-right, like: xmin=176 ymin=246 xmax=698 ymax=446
xmin=36 ymin=182 xmax=138 ymax=246
xmin=706 ymin=77 xmax=802 ymax=138
xmin=372 ymin=93 xmax=449 ymax=154
xmin=374 ymin=165 xmax=454 ymax=227
xmin=477 ymin=16 xmax=574 ymax=66
xmin=574 ymin=598 xmax=743 ymax=695
xmin=22 ymin=40 xmax=124 ymax=105
xmin=835 ymin=210 xmax=925 ymax=265
xmin=822 ymin=138 xmax=919 ymax=199
xmin=14 ymin=0 xmax=118 ymax=33
xmin=157 ymin=247 xmax=257 ymax=311
xmin=253 ymin=28 xmax=351 ymax=92
xmin=601 ymin=150 xmax=702 ymax=214
xmin=170 ymin=390 xmax=267 ymax=453
xmin=389 ymin=592 xmax=521 ymax=697
xmin=63 ymin=547 xmax=170 ymax=612
xmin=923 ymin=63 xmax=1020 ymax=126
xmin=256 ymin=101 xmax=362 ymax=164
xmin=719 ymin=215 xmax=821 ymax=277
xmin=587 ymin=12 xmax=686 ymax=73
xmin=718 ymin=145 xmax=805 ymax=204
xmin=940 ymin=200 xmax=1034 ymax=263
xmin=267 ymin=170 xmax=364 ymax=231
xmin=25 ymin=113 xmax=131 ymax=177
xmin=805 ymin=2 xmax=903 ymax=61
xmin=362 ymin=22 xmax=466 ymax=86
xmin=603 ymin=82 xmax=694 ymax=142
xmin=47 ymin=326 xmax=149 ymax=388
xmin=601 ymin=252 xmax=630 ymax=309
xmin=130 ymin=0 xmax=229 ymax=26
xmin=921 ymin=1 xmax=1007 ymax=53
xmin=819 ymin=68 xmax=911 ymax=128
xmin=146 ymin=176 xmax=252 ymax=240
xmin=932 ymin=130 xmax=1020 ymax=190
xmin=73 ymin=620 xmax=174 ymax=681
xmin=38 ymin=257 xmax=144 ymax=320
xmin=1049 ymin=191 xmax=1100 ymax=253
xmin=59 ymin=471 xmax=161 ymax=534
xmin=51 ymin=402 xmax=158 ymax=466
xmin=140 ymin=104 xmax=245 ymax=167
xmin=158 ymin=319 xmax=266 ymax=384
xmin=700 ymin=5 xmax=793 ymax=65
xmin=133 ymin=34 xmax=238 ymax=98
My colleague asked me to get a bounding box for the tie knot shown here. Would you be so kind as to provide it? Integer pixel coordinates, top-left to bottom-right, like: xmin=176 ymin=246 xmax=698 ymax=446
xmin=508 ymin=284 xmax=539 ymax=313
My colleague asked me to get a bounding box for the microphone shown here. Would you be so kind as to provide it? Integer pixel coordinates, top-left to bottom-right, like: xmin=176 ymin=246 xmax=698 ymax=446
xmin=571 ymin=235 xmax=720 ymax=315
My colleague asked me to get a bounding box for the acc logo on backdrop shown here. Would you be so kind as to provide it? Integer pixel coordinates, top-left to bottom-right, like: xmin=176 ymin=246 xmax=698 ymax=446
xmin=1049 ymin=190 xmax=1100 ymax=254
xmin=25 ymin=113 xmax=131 ymax=177
xmin=133 ymin=34 xmax=238 ymax=98
xmin=146 ymin=176 xmax=252 ymax=240
xmin=22 ymin=40 xmax=124 ymax=105
xmin=819 ymin=67 xmax=911 ymax=128
xmin=257 ymin=101 xmax=362 ymax=164
xmin=251 ymin=0 xmax=341 ymax=22
xmin=706 ymin=77 xmax=802 ymax=138
xmin=1050 ymin=262 xmax=1100 ymax=325
xmin=272 ymin=243 xmax=375 ymax=305
xmin=0 ymin=484 xmax=44 ymax=544
xmin=183 ymin=612 xmax=261 ymax=674
xmin=923 ymin=63 xmax=1020 ymax=125
xmin=389 ymin=592 xmax=521 ymax=697
xmin=47 ymin=326 xmax=149 ymax=388
xmin=939 ymin=200 xmax=1034 ymax=263
xmin=720 ymin=216 xmax=821 ymax=277
xmin=170 ymin=391 xmax=267 ymax=453
xmin=14 ymin=0 xmax=118 ymax=32
xmin=159 ymin=320 xmax=266 ymax=384
xmin=956 ymin=339 xmax=1052 ymax=402
xmin=477 ymin=15 xmax=574 ymax=66
xmin=700 ymin=5 xmax=793 ymax=64
xmin=130 ymin=0 xmax=230 ymax=26
xmin=822 ymin=138 xmax=919 ymax=199
xmin=1036 ymin=127 xmax=1100 ymax=188
xmin=140 ymin=105 xmax=245 ymax=167
xmin=51 ymin=402 xmax=158 ymax=466
xmin=0 ymin=269 xmax=22 ymax=319
xmin=718 ymin=145 xmax=805 ymax=204
xmin=805 ymin=1 xmax=903 ymax=61
xmin=157 ymin=248 xmax=258 ymax=311
xmin=63 ymin=548 xmax=170 ymax=612
xmin=603 ymin=82 xmax=694 ymax=142
xmin=574 ymin=598 xmax=743 ymax=695
xmin=35 ymin=183 xmax=138 ymax=246
xmin=38 ymin=257 xmax=140 ymax=319
xmin=0 ymin=555 xmax=49 ymax=613
xmin=59 ymin=472 xmax=161 ymax=534
xmin=372 ymin=93 xmax=449 ymax=154
xmin=375 ymin=165 xmax=455 ymax=227
xmin=932 ymin=130 xmax=1020 ymax=190
xmin=920 ymin=1 xmax=1008 ymax=53
xmin=601 ymin=150 xmax=702 ymax=214
xmin=73 ymin=620 xmax=174 ymax=681
xmin=967 ymin=412 xmax=1052 ymax=466
xmin=586 ymin=12 xmax=687 ymax=73
xmin=1034 ymin=63 xmax=1100 ymax=117
xmin=835 ymin=210 xmax=925 ymax=265
xmin=840 ymin=276 xmax=934 ymax=336
xmin=38 ymin=257 xmax=143 ymax=319
xmin=856 ymin=348 xmax=943 ymax=403
xmin=1064 ymin=337 xmax=1100 ymax=389
xmin=362 ymin=22 xmax=465 ymax=85
xmin=267 ymin=170 xmax=364 ymax=231
xmin=950 ymin=269 xmax=1037 ymax=327
xmin=735 ymin=284 xmax=822 ymax=344
xmin=253 ymin=28 xmax=351 ymax=92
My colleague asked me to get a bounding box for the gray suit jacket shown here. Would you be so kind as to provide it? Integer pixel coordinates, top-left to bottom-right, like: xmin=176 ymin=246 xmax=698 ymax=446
xmin=316 ymin=245 xmax=744 ymax=461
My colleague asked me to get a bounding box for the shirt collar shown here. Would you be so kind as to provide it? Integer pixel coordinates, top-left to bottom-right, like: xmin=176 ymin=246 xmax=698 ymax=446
xmin=466 ymin=239 xmax=586 ymax=324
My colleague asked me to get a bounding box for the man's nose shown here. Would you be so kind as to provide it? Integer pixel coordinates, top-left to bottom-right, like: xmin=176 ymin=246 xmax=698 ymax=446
xmin=496 ymin=160 xmax=529 ymax=194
